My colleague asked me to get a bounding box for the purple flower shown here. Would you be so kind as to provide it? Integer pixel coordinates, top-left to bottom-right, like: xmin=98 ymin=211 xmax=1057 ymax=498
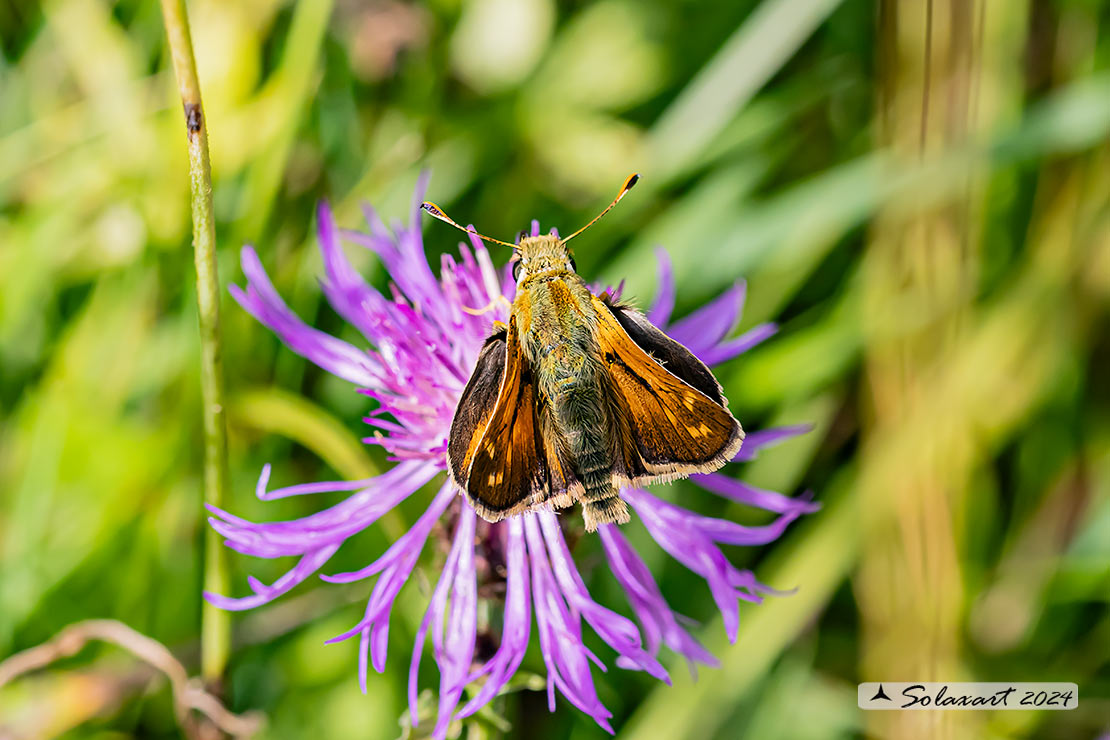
xmin=206 ymin=174 xmax=817 ymax=736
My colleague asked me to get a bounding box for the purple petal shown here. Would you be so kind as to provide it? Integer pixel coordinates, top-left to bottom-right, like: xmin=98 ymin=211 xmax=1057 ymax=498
xmin=203 ymin=544 xmax=340 ymax=611
xmin=232 ymin=247 xmax=382 ymax=388
xmin=316 ymin=201 xmax=391 ymax=343
xmin=667 ymin=281 xmax=746 ymax=352
xmin=733 ymin=424 xmax=814 ymax=462
xmin=456 ymin=518 xmax=531 ymax=718
xmin=623 ymin=487 xmax=792 ymax=643
xmin=409 ymin=518 xmax=464 ymax=726
xmin=537 ymin=513 xmax=668 ymax=683
xmin=599 ymin=525 xmax=718 ymax=676
xmin=434 ymin=507 xmax=477 ymax=738
xmin=253 ymin=463 xmax=380 ymax=501
xmin=646 ymin=248 xmax=675 ymax=328
xmin=524 ymin=515 xmax=613 ymax=732
xmin=694 ymin=473 xmax=820 ymax=516
xmin=696 ymin=322 xmax=777 ymax=366
xmin=208 ymin=462 xmax=436 ymax=553
xmin=408 ymin=504 xmax=479 ymax=738
xmin=322 ymin=482 xmax=456 ymax=585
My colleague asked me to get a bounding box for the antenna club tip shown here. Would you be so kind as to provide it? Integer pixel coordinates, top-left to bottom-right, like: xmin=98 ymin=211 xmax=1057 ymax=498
xmin=617 ymin=173 xmax=639 ymax=201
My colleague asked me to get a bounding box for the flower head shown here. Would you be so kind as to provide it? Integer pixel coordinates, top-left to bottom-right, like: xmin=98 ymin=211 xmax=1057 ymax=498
xmin=207 ymin=174 xmax=817 ymax=736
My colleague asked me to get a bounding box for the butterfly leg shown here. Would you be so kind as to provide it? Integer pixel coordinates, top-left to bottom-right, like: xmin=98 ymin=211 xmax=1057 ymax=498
xmin=461 ymin=295 xmax=513 ymax=316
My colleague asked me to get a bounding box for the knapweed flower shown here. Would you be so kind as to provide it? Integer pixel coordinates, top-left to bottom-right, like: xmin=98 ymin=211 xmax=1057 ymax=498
xmin=206 ymin=174 xmax=817 ymax=736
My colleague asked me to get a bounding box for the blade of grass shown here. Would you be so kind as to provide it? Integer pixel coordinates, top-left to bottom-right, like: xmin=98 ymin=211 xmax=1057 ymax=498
xmin=235 ymin=0 xmax=335 ymax=240
xmin=647 ymin=0 xmax=845 ymax=183
xmin=159 ymin=0 xmax=230 ymax=683
xmin=614 ymin=73 xmax=1110 ymax=318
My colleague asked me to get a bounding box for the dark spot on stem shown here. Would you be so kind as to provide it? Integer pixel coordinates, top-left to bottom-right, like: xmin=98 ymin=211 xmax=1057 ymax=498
xmin=184 ymin=102 xmax=202 ymax=135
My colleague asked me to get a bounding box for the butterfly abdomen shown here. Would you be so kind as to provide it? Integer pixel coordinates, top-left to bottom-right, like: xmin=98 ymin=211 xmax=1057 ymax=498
xmin=536 ymin=347 xmax=630 ymax=531
xmin=525 ymin=277 xmax=632 ymax=530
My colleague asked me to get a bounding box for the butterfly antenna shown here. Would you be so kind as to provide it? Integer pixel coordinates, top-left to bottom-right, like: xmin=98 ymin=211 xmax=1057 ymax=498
xmin=421 ymin=202 xmax=517 ymax=248
xmin=562 ymin=173 xmax=640 ymax=244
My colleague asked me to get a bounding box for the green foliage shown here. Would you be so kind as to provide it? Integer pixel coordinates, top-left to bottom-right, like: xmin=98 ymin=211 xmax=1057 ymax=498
xmin=1 ymin=1 xmax=1109 ymax=738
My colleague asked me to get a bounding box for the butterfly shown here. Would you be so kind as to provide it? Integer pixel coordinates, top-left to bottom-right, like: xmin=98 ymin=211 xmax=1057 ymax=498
xmin=423 ymin=174 xmax=743 ymax=531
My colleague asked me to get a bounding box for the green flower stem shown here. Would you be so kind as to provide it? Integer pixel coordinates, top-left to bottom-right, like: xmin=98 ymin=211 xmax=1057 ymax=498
xmin=159 ymin=0 xmax=230 ymax=683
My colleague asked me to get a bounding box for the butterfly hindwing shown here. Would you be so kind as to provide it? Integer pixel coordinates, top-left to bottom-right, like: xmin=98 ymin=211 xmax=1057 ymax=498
xmin=537 ymin=412 xmax=583 ymax=510
xmin=462 ymin=316 xmax=552 ymax=520
xmin=591 ymin=296 xmax=743 ymax=485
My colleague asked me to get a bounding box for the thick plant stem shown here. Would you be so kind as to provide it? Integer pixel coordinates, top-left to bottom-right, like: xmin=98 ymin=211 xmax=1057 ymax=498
xmin=160 ymin=0 xmax=231 ymax=683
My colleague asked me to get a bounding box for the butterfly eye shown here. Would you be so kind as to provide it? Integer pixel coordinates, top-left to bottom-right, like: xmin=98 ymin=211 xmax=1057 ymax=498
xmin=569 ymin=256 xmax=577 ymax=272
xmin=512 ymin=259 xmax=523 ymax=282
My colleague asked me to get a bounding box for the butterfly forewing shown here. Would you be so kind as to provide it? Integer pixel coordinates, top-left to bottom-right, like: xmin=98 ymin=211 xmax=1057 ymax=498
xmin=603 ymin=298 xmax=728 ymax=406
xmin=447 ymin=325 xmax=508 ymax=487
xmin=591 ymin=296 xmax=743 ymax=484
xmin=458 ymin=316 xmax=552 ymax=520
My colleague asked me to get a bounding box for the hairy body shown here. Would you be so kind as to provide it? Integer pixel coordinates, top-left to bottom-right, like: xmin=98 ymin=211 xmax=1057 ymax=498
xmin=516 ymin=238 xmax=629 ymax=527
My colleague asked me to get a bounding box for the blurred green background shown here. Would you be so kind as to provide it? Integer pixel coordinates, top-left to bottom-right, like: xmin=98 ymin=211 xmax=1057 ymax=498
xmin=2 ymin=0 xmax=1109 ymax=738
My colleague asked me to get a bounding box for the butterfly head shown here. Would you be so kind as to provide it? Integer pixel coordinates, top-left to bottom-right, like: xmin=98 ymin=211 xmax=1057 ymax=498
xmin=512 ymin=234 xmax=576 ymax=282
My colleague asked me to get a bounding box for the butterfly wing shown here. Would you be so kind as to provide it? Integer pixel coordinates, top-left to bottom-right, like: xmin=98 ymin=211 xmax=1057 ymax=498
xmin=603 ymin=298 xmax=728 ymax=406
xmin=591 ymin=295 xmax=743 ymax=487
xmin=447 ymin=324 xmax=508 ymax=489
xmin=537 ymin=416 xmax=583 ymax=510
xmin=453 ymin=315 xmax=553 ymax=521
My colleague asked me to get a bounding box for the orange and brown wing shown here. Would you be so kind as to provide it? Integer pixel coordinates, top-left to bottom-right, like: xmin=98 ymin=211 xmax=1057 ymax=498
xmin=592 ymin=296 xmax=743 ymax=486
xmin=447 ymin=324 xmax=508 ymax=489
xmin=455 ymin=316 xmax=552 ymax=521
xmin=602 ymin=297 xmax=730 ymax=407
xmin=537 ymin=416 xmax=583 ymax=511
